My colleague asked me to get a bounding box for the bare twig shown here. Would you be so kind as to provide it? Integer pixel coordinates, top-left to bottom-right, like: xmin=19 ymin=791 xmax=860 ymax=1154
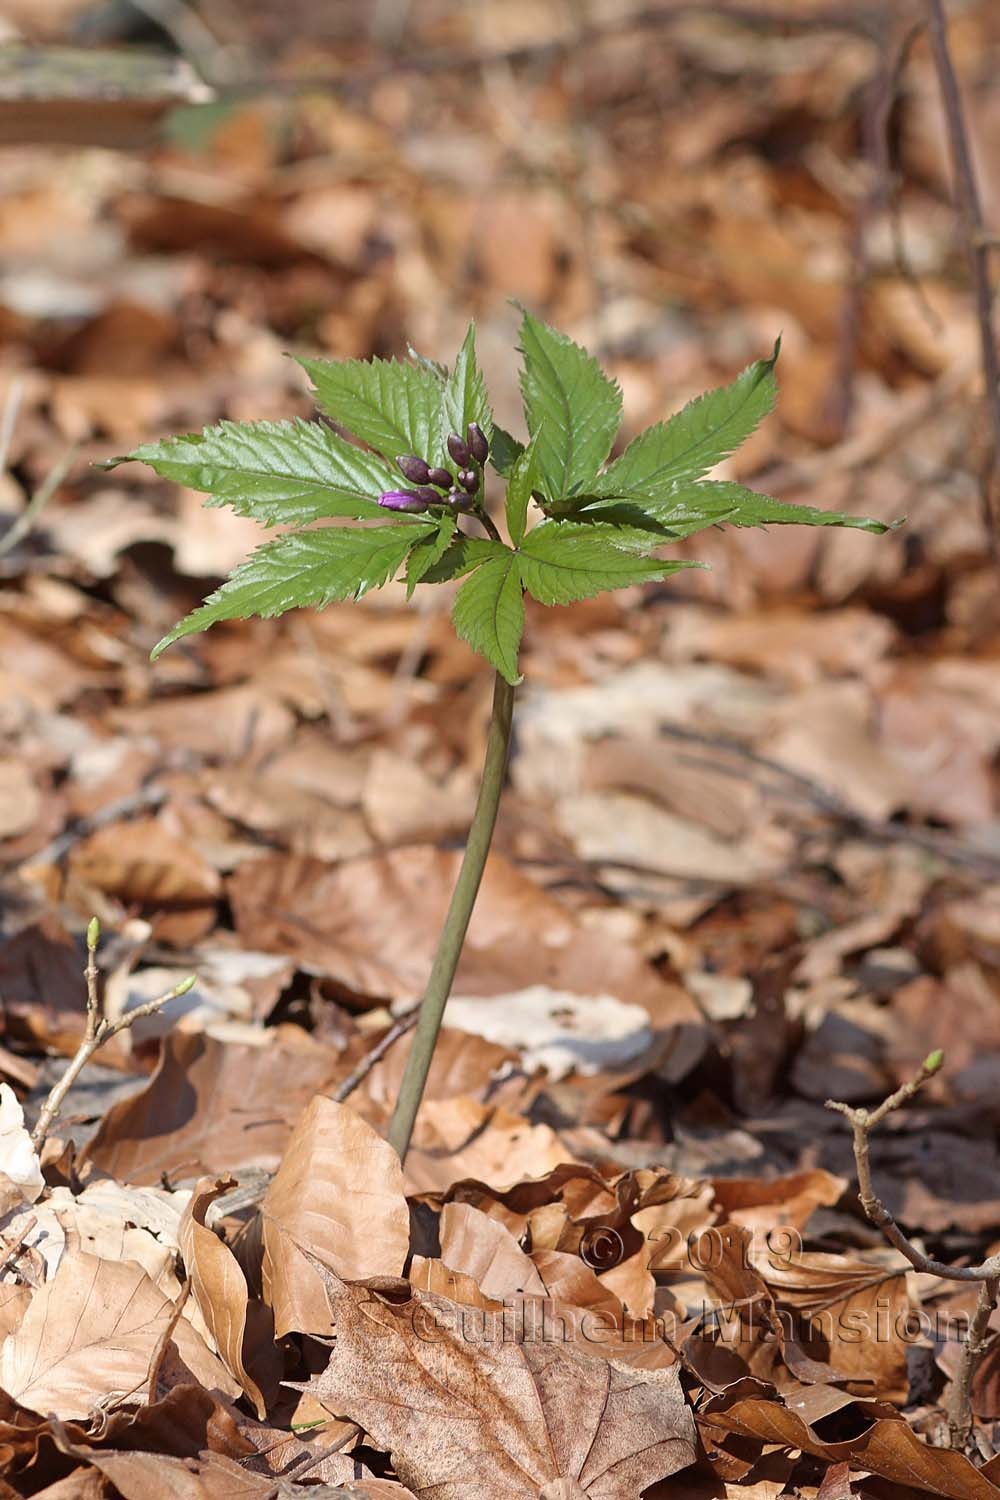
xmin=332 ymin=1004 xmax=420 ymax=1105
xmin=825 ymin=1054 xmax=1000 ymax=1281
xmin=30 ymin=919 xmax=194 ymax=1152
xmin=0 ymin=1214 xmax=37 ymax=1281
xmin=145 ymin=1279 xmax=192 ymax=1405
xmin=945 ymin=1276 xmax=999 ymax=1452
xmin=0 ymin=383 xmax=77 ymax=563
xmin=827 ymin=1055 xmax=1000 ymax=1451
xmin=924 ymin=0 xmax=1000 ymax=553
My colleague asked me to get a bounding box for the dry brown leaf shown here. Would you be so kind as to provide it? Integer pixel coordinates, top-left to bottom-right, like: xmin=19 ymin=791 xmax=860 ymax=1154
xmin=68 ymin=818 xmax=221 ymax=905
xmin=362 ymin=747 xmax=475 ymax=844
xmin=309 ymin=1273 xmax=698 ymax=1497
xmin=437 ymin=1201 xmax=547 ymax=1298
xmin=65 ymin=1441 xmax=418 ymax=1499
xmin=761 ymin=1250 xmax=911 ymax=1401
xmin=699 ymin=1396 xmax=1000 ymax=1500
xmin=0 ymin=758 xmax=42 ymax=841
xmin=0 ymin=1247 xmax=240 ymax=1419
xmin=261 ymin=1096 xmax=409 ymax=1337
xmin=227 ymin=845 xmax=575 ymax=1002
xmin=712 ymin=1170 xmax=846 ymax=1244
xmin=110 ymin=687 xmax=295 ymax=762
xmin=178 ymin=1178 xmax=278 ymax=1418
xmin=0 ymin=917 xmax=88 ymax=1054
xmin=84 ymin=1027 xmax=345 ymax=1185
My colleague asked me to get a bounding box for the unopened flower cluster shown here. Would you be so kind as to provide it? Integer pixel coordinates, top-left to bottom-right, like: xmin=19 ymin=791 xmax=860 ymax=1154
xmin=378 ymin=421 xmax=490 ymax=514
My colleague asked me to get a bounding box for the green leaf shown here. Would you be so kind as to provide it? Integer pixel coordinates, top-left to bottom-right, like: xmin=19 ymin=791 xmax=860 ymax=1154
xmin=518 ymin=310 xmax=622 ymax=500
xmin=406 ymin=510 xmax=457 ymax=596
xmin=592 ymin=342 xmax=779 ymax=499
xmin=152 ymin=523 xmax=433 ymax=657
xmin=121 ymin=419 xmax=394 ymax=526
xmin=489 ymin=424 xmax=525 ymax=478
xmin=406 ymin=344 xmax=449 ymax=382
xmin=299 ymin=355 xmax=442 ymax=463
xmin=418 ymin=534 xmax=503 ymax=586
xmin=451 ymin=547 xmax=524 ymax=685
xmin=517 ymin=524 xmax=702 ymax=606
xmin=441 ymin=323 xmax=492 ymax=447
xmin=505 ymin=441 xmax=539 ymax=548
xmin=580 ymin=480 xmax=896 ymax=539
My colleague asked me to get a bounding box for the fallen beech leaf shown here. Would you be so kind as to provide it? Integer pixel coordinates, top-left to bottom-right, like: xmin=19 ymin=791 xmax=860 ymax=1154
xmin=227 ymin=845 xmax=577 ymax=1001
xmin=762 ymin=1250 xmax=911 ymax=1401
xmin=179 ymin=1178 xmax=278 ymax=1418
xmin=68 ymin=817 xmax=222 ymax=905
xmin=84 ymin=1027 xmax=345 ymax=1185
xmin=711 ymin=1169 xmax=846 ymax=1242
xmin=261 ymin=1097 xmax=409 ymax=1337
xmin=0 ymin=1083 xmax=43 ymax=1205
xmin=0 ymin=1247 xmax=240 ymax=1419
xmin=53 ymin=1431 xmax=418 ymax=1498
xmin=443 ymin=987 xmax=653 ymax=1079
xmin=309 ymin=1273 xmax=698 ymax=1497
xmin=404 ymin=1098 xmax=571 ymax=1194
xmin=438 ymin=1201 xmax=548 ymax=1298
xmin=0 ymin=758 xmax=41 ymax=840
xmin=699 ymin=1396 xmax=1000 ymax=1500
xmin=0 ymin=917 xmax=88 ymax=1054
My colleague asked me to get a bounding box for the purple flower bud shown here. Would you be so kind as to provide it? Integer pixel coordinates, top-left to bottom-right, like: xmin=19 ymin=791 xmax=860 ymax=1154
xmin=379 ymin=489 xmax=430 ymax=513
xmin=466 ymin=422 xmax=489 ymax=464
xmin=446 ymin=487 xmax=475 ymax=511
xmin=396 ymin=454 xmax=432 ymax=485
xmin=426 ymin=466 xmax=453 ymax=489
xmin=456 ymin=467 xmax=480 ymax=494
xmin=446 ymin=432 xmax=471 ymax=467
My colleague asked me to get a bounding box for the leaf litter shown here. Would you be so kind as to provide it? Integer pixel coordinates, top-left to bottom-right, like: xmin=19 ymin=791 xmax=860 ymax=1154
xmin=2 ymin=1 xmax=1000 ymax=1496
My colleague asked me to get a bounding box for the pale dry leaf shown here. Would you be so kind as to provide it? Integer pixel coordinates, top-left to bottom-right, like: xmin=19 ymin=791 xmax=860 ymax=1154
xmin=10 ymin=1181 xmax=188 ymax=1303
xmin=557 ymin=791 xmax=783 ymax=884
xmin=362 ymin=748 xmax=475 ymax=845
xmin=84 ymin=1026 xmax=346 ymax=1185
xmin=261 ymin=1096 xmax=409 ymax=1337
xmin=0 ymin=757 xmax=42 ymax=840
xmin=68 ymin=818 xmax=221 ymax=905
xmin=309 ymin=1273 xmax=698 ymax=1498
xmin=404 ymin=1099 xmax=572 ymax=1195
xmin=443 ymin=987 xmax=653 ymax=1080
xmin=0 ymin=1082 xmax=43 ymax=1204
xmin=0 ymin=1246 xmax=240 ymax=1419
xmin=438 ymin=1201 xmax=547 ymax=1298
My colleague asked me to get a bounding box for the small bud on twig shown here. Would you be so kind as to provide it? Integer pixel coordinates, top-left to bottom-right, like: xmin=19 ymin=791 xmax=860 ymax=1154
xmin=426 ymin=466 xmax=454 ymax=489
xmin=87 ymin=916 xmax=100 ymax=951
xmin=923 ymin=1048 xmax=945 ymax=1074
xmin=446 ymin=488 xmax=475 ymax=511
xmin=466 ymin=422 xmax=489 ymax=464
xmin=456 ymin=468 xmax=480 ymax=494
xmin=395 ymin=455 xmax=432 ymax=485
xmin=379 ymin=490 xmax=431 ymax=514
xmin=446 ymin=432 xmax=471 ymax=467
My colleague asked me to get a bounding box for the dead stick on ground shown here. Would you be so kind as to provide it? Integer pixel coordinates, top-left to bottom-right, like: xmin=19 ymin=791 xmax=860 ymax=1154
xmin=827 ymin=1052 xmax=1000 ymax=1450
xmin=332 ymin=1004 xmax=420 ymax=1105
xmin=924 ymin=0 xmax=1000 ymax=554
xmin=30 ymin=918 xmax=194 ymax=1153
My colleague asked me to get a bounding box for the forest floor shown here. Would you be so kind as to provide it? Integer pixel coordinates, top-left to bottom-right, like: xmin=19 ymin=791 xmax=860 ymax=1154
xmin=1 ymin=2 xmax=1000 ymax=1496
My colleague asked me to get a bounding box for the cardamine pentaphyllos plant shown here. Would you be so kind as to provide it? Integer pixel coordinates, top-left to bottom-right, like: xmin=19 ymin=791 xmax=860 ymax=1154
xmin=107 ymin=311 xmax=896 ymax=1162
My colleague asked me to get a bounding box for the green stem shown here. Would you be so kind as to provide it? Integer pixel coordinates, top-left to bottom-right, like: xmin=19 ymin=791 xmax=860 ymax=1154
xmin=387 ymin=670 xmax=516 ymax=1161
